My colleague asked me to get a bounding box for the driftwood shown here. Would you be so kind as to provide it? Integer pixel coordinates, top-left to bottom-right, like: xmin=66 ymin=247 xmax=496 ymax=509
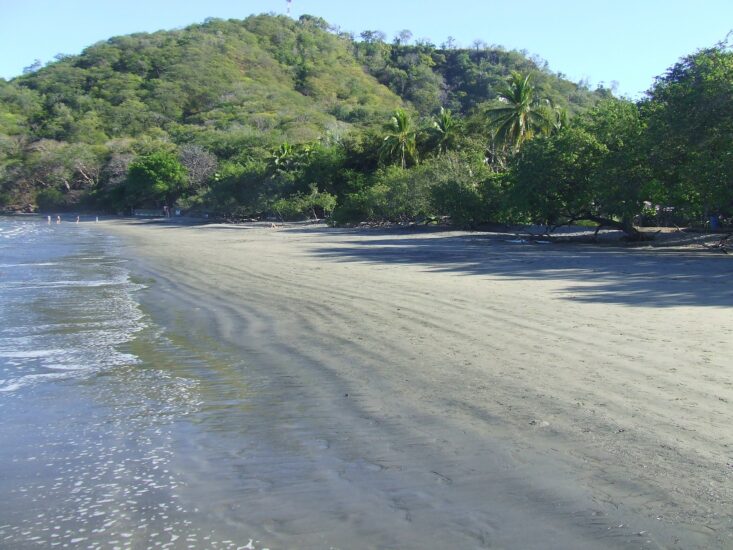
xmin=513 ymin=221 xmax=652 ymax=244
xmin=702 ymin=233 xmax=732 ymax=254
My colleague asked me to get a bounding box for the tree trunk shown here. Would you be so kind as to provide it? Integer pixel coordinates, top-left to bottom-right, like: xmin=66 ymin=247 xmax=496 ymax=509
xmin=582 ymin=213 xmax=648 ymax=241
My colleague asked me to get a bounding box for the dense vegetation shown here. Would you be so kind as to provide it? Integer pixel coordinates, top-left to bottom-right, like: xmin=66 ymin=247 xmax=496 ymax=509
xmin=1 ymin=14 xmax=731 ymax=236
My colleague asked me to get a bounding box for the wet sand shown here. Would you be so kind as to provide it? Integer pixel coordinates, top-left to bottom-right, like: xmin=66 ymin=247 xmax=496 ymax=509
xmin=102 ymin=220 xmax=733 ymax=549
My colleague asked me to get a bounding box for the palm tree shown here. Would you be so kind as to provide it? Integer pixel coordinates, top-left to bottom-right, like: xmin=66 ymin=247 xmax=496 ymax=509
xmin=488 ymin=72 xmax=551 ymax=154
xmin=431 ymin=107 xmax=462 ymax=154
xmin=540 ymin=100 xmax=569 ymax=135
xmin=380 ymin=109 xmax=419 ymax=169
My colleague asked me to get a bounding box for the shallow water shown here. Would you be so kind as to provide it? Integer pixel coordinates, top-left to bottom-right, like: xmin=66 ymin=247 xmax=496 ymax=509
xmin=0 ymin=217 xmax=269 ymax=549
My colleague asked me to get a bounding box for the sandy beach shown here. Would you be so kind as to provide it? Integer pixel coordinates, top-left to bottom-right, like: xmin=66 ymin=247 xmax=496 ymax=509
xmin=100 ymin=220 xmax=733 ymax=549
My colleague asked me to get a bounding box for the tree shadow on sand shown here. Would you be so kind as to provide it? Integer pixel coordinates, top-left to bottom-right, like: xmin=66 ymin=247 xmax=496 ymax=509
xmin=303 ymin=231 xmax=732 ymax=308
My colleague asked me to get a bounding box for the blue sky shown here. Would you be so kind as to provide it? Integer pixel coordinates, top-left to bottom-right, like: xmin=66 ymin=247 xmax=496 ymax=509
xmin=1 ymin=0 xmax=731 ymax=98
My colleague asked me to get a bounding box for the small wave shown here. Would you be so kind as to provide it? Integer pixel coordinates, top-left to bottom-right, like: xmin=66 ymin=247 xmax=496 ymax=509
xmin=0 ymin=342 xmax=143 ymax=392
xmin=0 ymin=349 xmax=68 ymax=359
xmin=0 ymin=217 xmax=149 ymax=395
xmin=0 ymin=277 xmax=131 ymax=289
xmin=0 ymin=372 xmax=72 ymax=392
xmin=0 ymin=262 xmax=61 ymax=267
xmin=0 ymin=222 xmax=51 ymax=239
xmin=0 ymin=318 xmax=145 ymax=369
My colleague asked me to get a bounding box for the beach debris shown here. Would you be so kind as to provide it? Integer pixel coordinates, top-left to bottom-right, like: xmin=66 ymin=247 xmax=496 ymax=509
xmin=702 ymin=234 xmax=731 ymax=254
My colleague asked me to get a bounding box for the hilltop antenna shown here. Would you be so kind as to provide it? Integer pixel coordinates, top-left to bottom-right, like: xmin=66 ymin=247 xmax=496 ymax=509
xmin=286 ymin=0 xmax=292 ymax=16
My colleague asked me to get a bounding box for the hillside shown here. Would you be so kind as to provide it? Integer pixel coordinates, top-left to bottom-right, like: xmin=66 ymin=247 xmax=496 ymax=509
xmin=3 ymin=15 xmax=404 ymax=145
xmin=0 ymin=13 xmax=603 ymax=213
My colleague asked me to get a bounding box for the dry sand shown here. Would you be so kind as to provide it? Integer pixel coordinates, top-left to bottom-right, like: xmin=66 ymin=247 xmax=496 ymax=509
xmin=102 ymin=220 xmax=733 ymax=549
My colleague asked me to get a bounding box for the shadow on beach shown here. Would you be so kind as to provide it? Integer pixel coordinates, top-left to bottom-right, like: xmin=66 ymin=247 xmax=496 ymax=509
xmin=302 ymin=231 xmax=731 ymax=309
xmin=118 ymin=219 xmax=732 ymax=308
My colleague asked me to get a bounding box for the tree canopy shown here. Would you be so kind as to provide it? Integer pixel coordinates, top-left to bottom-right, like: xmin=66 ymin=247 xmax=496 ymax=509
xmin=125 ymin=150 xmax=187 ymax=207
xmin=1 ymin=13 xmax=729 ymax=237
xmin=644 ymin=45 xmax=733 ymax=219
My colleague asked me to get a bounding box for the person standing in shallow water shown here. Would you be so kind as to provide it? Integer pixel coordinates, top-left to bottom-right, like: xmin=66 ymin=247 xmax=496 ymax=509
xmin=56 ymin=216 xmax=61 ymax=224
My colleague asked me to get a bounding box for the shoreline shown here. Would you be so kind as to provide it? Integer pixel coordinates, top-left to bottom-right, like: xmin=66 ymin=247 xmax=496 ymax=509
xmin=100 ymin=219 xmax=732 ymax=548
xmin=5 ymin=211 xmax=731 ymax=252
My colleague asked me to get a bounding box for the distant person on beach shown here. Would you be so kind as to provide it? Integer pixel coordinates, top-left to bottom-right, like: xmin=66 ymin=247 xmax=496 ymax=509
xmin=56 ymin=215 xmax=61 ymax=224
xmin=76 ymin=216 xmax=80 ymax=223
xmin=47 ymin=215 xmax=51 ymax=224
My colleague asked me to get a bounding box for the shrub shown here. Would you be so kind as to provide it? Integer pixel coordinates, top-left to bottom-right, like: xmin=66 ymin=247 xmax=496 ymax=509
xmin=272 ymin=184 xmax=337 ymax=220
xmin=334 ymin=165 xmax=434 ymax=223
xmin=430 ymin=179 xmax=487 ymax=228
xmin=35 ymin=188 xmax=66 ymax=211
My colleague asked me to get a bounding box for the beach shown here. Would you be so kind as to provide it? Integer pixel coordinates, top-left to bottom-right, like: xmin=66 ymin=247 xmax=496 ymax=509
xmin=90 ymin=220 xmax=731 ymax=549
xmin=5 ymin=217 xmax=730 ymax=549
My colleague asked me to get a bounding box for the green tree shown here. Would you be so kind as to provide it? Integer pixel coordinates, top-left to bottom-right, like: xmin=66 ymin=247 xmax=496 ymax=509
xmin=487 ymin=72 xmax=551 ymax=155
xmin=34 ymin=188 xmax=64 ymax=210
xmin=272 ymin=183 xmax=337 ymax=220
xmin=545 ymin=103 xmax=569 ymax=135
xmin=510 ymin=122 xmax=647 ymax=239
xmin=269 ymin=142 xmax=296 ymax=172
xmin=379 ymin=108 xmax=419 ymax=168
xmin=126 ymin=150 xmax=187 ymax=207
xmin=510 ymin=128 xmax=604 ymax=227
xmin=644 ymin=44 xmax=733 ymax=221
xmin=580 ymin=98 xmax=653 ymax=232
xmin=429 ymin=107 xmax=463 ymax=154
xmin=427 ymin=149 xmax=501 ymax=228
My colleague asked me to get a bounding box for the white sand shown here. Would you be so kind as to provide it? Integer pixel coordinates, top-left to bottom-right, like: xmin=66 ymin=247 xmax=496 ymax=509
xmin=103 ymin=220 xmax=733 ymax=549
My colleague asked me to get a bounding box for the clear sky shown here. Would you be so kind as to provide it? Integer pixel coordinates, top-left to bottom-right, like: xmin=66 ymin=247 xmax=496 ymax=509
xmin=1 ymin=0 xmax=731 ymax=98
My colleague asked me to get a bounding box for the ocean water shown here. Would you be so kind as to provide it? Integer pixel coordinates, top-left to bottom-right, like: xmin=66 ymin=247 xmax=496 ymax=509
xmin=0 ymin=217 xmax=145 ymax=393
xmin=0 ymin=217 xmax=267 ymax=549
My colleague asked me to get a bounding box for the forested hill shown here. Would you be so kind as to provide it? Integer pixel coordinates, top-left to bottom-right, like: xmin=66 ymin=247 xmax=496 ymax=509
xmin=2 ymin=15 xmax=406 ymax=147
xmin=0 ymin=13 xmax=603 ymax=212
xmin=2 ymin=14 xmax=599 ymax=143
